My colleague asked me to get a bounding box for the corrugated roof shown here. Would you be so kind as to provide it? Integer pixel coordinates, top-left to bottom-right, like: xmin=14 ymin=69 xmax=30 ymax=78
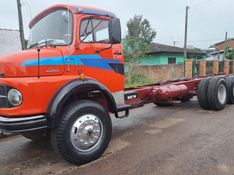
xmin=149 ymin=43 xmax=205 ymax=55
xmin=214 ymin=38 xmax=234 ymax=46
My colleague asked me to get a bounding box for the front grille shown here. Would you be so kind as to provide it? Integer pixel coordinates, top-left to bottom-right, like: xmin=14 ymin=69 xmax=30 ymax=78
xmin=0 ymin=98 xmax=8 ymax=108
xmin=0 ymin=85 xmax=7 ymax=96
xmin=0 ymin=85 xmax=9 ymax=108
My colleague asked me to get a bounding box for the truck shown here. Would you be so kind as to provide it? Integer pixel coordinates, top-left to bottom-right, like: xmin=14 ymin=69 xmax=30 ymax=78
xmin=0 ymin=4 xmax=234 ymax=165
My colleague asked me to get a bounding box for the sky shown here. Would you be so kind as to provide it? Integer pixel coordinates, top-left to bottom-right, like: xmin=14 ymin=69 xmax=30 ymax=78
xmin=0 ymin=0 xmax=234 ymax=49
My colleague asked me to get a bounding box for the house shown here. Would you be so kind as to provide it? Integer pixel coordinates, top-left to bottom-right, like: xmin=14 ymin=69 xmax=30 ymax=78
xmin=214 ymin=38 xmax=234 ymax=50
xmin=0 ymin=28 xmax=21 ymax=55
xmin=139 ymin=43 xmax=205 ymax=65
xmin=207 ymin=38 xmax=234 ymax=61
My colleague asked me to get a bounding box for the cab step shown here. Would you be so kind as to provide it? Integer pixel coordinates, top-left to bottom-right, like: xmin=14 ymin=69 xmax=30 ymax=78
xmin=115 ymin=104 xmax=130 ymax=119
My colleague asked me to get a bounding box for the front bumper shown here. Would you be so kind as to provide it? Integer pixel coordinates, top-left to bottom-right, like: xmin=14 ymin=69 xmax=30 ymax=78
xmin=0 ymin=115 xmax=48 ymax=133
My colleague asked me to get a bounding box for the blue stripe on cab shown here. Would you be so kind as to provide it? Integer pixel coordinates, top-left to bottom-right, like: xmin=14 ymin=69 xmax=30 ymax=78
xmin=22 ymin=56 xmax=64 ymax=66
xmin=22 ymin=54 xmax=121 ymax=71
xmin=81 ymin=59 xmax=120 ymax=70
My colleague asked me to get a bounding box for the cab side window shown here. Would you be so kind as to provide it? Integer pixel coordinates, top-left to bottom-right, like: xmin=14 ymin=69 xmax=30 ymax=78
xmin=80 ymin=18 xmax=110 ymax=44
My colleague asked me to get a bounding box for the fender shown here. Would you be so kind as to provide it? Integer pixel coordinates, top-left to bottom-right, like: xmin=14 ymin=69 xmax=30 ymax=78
xmin=47 ymin=78 xmax=117 ymax=120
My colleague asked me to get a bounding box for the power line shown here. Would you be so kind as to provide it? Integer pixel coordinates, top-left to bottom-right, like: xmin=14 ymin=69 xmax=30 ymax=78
xmin=175 ymin=38 xmax=224 ymax=44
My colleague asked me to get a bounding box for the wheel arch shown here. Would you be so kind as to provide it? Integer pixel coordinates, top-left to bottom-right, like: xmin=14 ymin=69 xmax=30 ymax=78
xmin=47 ymin=79 xmax=117 ymax=121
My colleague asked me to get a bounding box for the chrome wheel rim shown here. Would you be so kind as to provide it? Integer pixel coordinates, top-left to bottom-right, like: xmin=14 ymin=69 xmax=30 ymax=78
xmin=218 ymin=84 xmax=227 ymax=105
xmin=70 ymin=114 xmax=103 ymax=152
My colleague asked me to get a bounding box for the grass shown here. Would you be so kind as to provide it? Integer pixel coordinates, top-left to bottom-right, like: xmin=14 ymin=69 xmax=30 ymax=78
xmin=125 ymin=72 xmax=153 ymax=88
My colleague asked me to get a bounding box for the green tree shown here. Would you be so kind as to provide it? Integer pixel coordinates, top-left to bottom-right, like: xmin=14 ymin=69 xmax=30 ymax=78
xmin=228 ymin=49 xmax=234 ymax=60
xmin=123 ymin=15 xmax=156 ymax=86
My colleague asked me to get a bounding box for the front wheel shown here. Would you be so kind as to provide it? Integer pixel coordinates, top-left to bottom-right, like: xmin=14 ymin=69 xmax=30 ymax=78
xmin=51 ymin=100 xmax=112 ymax=165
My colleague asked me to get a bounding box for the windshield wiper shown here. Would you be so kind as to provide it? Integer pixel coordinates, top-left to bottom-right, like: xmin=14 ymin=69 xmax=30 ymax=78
xmin=28 ymin=39 xmax=57 ymax=49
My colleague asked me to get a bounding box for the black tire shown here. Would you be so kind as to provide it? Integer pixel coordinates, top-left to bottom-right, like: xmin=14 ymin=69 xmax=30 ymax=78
xmin=197 ymin=78 xmax=211 ymax=110
xmin=51 ymin=100 xmax=112 ymax=165
xmin=207 ymin=77 xmax=227 ymax=111
xmin=225 ymin=76 xmax=234 ymax=104
xmin=22 ymin=129 xmax=49 ymax=141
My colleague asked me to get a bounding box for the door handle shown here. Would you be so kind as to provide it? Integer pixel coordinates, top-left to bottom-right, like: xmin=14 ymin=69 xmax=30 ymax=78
xmin=114 ymin=51 xmax=122 ymax=55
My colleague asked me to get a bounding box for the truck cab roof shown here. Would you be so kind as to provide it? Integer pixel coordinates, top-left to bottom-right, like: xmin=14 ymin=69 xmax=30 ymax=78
xmin=29 ymin=4 xmax=116 ymax=28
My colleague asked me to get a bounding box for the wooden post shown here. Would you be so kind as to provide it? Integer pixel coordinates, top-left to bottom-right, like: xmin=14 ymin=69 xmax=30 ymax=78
xmin=185 ymin=59 xmax=193 ymax=78
xmin=199 ymin=60 xmax=206 ymax=77
xmin=212 ymin=60 xmax=219 ymax=75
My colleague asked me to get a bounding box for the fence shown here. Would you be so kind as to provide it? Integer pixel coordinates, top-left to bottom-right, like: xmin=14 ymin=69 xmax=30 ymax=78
xmin=219 ymin=61 xmax=224 ymax=74
xmin=192 ymin=61 xmax=199 ymax=77
xmin=229 ymin=61 xmax=233 ymax=74
xmin=189 ymin=60 xmax=234 ymax=78
xmin=131 ymin=60 xmax=234 ymax=83
xmin=133 ymin=64 xmax=184 ymax=82
xmin=206 ymin=61 xmax=213 ymax=76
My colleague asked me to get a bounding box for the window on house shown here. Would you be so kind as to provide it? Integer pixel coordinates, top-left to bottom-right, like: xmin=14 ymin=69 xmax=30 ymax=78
xmin=80 ymin=18 xmax=110 ymax=44
xmin=168 ymin=57 xmax=176 ymax=64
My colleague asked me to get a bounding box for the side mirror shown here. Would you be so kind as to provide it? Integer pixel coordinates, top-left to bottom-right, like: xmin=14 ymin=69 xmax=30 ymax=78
xmin=109 ymin=18 xmax=122 ymax=44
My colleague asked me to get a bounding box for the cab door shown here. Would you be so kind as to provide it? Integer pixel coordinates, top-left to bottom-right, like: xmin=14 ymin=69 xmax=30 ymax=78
xmin=75 ymin=16 xmax=124 ymax=92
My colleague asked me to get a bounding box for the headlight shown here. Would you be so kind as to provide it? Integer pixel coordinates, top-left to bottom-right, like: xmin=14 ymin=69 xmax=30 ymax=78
xmin=7 ymin=89 xmax=23 ymax=107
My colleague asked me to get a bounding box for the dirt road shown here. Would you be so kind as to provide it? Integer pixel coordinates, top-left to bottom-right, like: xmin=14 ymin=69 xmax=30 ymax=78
xmin=1 ymin=99 xmax=234 ymax=175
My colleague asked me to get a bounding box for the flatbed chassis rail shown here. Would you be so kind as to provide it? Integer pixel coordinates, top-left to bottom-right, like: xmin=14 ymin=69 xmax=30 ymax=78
xmin=123 ymin=76 xmax=225 ymax=109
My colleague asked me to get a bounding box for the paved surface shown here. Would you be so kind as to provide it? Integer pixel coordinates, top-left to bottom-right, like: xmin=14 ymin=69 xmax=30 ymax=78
xmin=1 ymin=99 xmax=234 ymax=175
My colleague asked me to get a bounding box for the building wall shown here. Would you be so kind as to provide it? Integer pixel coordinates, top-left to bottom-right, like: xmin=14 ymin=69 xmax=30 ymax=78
xmin=160 ymin=53 xmax=184 ymax=64
xmin=139 ymin=53 xmax=184 ymax=65
xmin=0 ymin=29 xmax=21 ymax=56
xmin=134 ymin=64 xmax=184 ymax=82
xmin=216 ymin=40 xmax=234 ymax=50
xmin=139 ymin=55 xmax=162 ymax=65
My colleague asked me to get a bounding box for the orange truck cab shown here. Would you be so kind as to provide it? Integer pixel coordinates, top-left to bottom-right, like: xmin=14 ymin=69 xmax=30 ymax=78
xmin=1 ymin=4 xmax=234 ymax=166
xmin=0 ymin=4 xmax=127 ymax=164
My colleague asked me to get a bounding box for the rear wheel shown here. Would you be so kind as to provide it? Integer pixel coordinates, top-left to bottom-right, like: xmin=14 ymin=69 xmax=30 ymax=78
xmin=51 ymin=100 xmax=112 ymax=165
xmin=197 ymin=78 xmax=211 ymax=109
xmin=225 ymin=76 xmax=234 ymax=104
xmin=207 ymin=77 xmax=227 ymax=111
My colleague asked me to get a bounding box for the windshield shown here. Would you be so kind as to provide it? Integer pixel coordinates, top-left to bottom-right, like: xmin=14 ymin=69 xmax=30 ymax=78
xmin=27 ymin=9 xmax=73 ymax=48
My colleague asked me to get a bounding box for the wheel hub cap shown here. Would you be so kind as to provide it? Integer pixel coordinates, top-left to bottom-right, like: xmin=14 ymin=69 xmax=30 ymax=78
xmin=218 ymin=84 xmax=226 ymax=105
xmin=70 ymin=114 xmax=102 ymax=152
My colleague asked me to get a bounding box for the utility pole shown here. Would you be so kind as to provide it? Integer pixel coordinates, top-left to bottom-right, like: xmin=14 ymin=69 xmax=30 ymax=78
xmin=16 ymin=0 xmax=26 ymax=50
xmin=171 ymin=37 xmax=176 ymax=47
xmin=183 ymin=6 xmax=190 ymax=77
xmin=183 ymin=6 xmax=190 ymax=60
